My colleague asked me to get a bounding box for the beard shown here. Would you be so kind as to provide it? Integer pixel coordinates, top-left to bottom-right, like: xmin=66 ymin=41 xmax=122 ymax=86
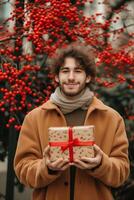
xmin=59 ymin=82 xmax=86 ymax=97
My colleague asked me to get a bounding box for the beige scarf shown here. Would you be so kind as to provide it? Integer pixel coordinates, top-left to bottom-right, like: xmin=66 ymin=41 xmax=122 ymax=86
xmin=50 ymin=87 xmax=94 ymax=114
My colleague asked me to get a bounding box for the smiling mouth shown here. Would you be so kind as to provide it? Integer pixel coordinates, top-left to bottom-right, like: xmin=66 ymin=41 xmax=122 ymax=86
xmin=65 ymin=84 xmax=78 ymax=86
xmin=65 ymin=83 xmax=78 ymax=85
xmin=64 ymin=84 xmax=79 ymax=89
xmin=66 ymin=84 xmax=77 ymax=85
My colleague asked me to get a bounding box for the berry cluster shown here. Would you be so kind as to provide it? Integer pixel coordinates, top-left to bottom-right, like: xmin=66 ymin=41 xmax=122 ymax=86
xmin=0 ymin=63 xmax=53 ymax=130
xmin=0 ymin=0 xmax=133 ymax=130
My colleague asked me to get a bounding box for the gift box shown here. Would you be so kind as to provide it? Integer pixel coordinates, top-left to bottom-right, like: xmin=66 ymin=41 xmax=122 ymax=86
xmin=48 ymin=125 xmax=95 ymax=163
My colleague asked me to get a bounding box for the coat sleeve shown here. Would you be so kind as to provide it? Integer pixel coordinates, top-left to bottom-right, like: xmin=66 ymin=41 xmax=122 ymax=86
xmin=87 ymin=118 xmax=130 ymax=187
xmin=14 ymin=112 xmax=61 ymax=189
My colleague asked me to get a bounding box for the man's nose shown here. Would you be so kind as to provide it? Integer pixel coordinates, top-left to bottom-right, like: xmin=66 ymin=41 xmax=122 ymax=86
xmin=68 ymin=71 xmax=75 ymax=80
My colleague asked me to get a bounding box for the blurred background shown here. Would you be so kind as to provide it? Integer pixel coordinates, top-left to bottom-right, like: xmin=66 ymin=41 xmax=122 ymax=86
xmin=0 ymin=0 xmax=134 ymax=199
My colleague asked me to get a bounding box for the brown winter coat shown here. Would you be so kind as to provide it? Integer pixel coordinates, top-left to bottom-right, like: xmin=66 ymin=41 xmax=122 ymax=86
xmin=14 ymin=97 xmax=130 ymax=200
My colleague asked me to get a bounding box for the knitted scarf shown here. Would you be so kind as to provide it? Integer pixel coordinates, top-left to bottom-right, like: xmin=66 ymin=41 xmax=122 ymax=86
xmin=50 ymin=87 xmax=94 ymax=114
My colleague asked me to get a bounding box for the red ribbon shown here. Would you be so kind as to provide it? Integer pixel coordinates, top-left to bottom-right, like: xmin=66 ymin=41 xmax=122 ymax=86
xmin=49 ymin=127 xmax=95 ymax=162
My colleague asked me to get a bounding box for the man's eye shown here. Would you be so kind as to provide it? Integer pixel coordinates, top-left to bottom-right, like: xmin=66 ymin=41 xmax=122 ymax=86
xmin=61 ymin=70 xmax=69 ymax=73
xmin=75 ymin=70 xmax=82 ymax=73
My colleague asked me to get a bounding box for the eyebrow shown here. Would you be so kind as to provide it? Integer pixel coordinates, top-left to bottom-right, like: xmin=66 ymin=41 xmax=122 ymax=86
xmin=60 ymin=66 xmax=83 ymax=70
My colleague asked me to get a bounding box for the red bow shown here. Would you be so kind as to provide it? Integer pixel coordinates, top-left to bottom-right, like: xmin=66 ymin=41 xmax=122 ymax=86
xmin=49 ymin=127 xmax=95 ymax=162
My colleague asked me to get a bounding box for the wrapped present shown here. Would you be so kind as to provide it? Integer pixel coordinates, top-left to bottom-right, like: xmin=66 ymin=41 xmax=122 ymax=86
xmin=48 ymin=125 xmax=95 ymax=163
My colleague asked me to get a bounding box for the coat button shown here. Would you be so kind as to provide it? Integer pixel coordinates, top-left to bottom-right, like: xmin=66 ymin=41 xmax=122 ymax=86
xmin=64 ymin=181 xmax=68 ymax=186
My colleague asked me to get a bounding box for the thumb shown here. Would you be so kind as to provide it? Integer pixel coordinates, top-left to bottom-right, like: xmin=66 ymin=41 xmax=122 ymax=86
xmin=43 ymin=145 xmax=50 ymax=157
xmin=94 ymin=144 xmax=103 ymax=156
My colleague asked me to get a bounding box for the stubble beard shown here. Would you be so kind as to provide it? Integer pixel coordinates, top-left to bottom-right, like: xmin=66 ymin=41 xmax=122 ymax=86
xmin=59 ymin=83 xmax=86 ymax=97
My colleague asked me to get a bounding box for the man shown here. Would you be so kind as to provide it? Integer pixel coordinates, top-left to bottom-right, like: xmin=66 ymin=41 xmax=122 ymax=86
xmin=14 ymin=44 xmax=130 ymax=200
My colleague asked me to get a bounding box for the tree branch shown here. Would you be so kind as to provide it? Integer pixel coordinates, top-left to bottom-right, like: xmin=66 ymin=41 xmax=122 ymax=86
xmin=0 ymin=0 xmax=9 ymax=5
xmin=106 ymin=0 xmax=133 ymax=20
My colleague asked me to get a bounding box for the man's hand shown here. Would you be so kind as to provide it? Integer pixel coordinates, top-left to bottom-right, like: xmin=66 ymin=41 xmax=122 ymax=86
xmin=72 ymin=144 xmax=103 ymax=170
xmin=43 ymin=145 xmax=69 ymax=171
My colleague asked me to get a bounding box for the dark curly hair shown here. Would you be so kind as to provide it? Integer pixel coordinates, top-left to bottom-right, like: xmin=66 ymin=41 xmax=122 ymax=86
xmin=50 ymin=44 xmax=96 ymax=88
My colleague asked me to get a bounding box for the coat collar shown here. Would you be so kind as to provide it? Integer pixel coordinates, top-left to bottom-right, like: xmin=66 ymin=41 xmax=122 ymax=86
xmin=41 ymin=96 xmax=108 ymax=112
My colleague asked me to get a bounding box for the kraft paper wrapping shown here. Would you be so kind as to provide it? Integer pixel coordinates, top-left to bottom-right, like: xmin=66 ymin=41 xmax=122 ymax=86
xmin=48 ymin=125 xmax=95 ymax=162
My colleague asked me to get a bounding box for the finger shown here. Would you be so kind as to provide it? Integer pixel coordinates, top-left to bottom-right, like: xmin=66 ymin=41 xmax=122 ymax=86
xmin=49 ymin=158 xmax=68 ymax=169
xmin=69 ymin=162 xmax=74 ymax=166
xmin=54 ymin=159 xmax=69 ymax=169
xmin=80 ymin=157 xmax=98 ymax=165
xmin=72 ymin=162 xmax=85 ymax=169
xmin=94 ymin=145 xmax=103 ymax=161
xmin=50 ymin=157 xmax=63 ymax=168
xmin=60 ymin=163 xmax=70 ymax=171
xmin=48 ymin=159 xmax=69 ymax=171
xmin=43 ymin=145 xmax=50 ymax=157
xmin=94 ymin=144 xmax=103 ymax=154
xmin=73 ymin=159 xmax=89 ymax=169
xmin=45 ymin=157 xmax=51 ymax=167
xmin=73 ymin=160 xmax=98 ymax=170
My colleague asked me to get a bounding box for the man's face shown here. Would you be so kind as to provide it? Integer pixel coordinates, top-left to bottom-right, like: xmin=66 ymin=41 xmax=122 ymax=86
xmin=55 ymin=57 xmax=91 ymax=97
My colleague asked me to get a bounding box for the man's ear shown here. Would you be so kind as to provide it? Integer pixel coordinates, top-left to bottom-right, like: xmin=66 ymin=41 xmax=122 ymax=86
xmin=55 ymin=75 xmax=59 ymax=83
xmin=86 ymin=76 xmax=91 ymax=83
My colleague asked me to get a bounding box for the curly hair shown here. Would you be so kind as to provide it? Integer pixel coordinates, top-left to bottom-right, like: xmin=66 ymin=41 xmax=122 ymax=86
xmin=50 ymin=44 xmax=96 ymax=88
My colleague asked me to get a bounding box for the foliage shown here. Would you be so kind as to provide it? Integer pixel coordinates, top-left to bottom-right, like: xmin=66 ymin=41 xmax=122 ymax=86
xmin=96 ymin=79 xmax=134 ymax=200
xmin=0 ymin=0 xmax=133 ymax=129
xmin=97 ymin=76 xmax=134 ymax=136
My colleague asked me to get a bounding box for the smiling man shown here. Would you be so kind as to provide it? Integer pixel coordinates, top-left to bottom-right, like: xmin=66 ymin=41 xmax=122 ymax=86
xmin=55 ymin=57 xmax=91 ymax=96
xmin=14 ymin=44 xmax=129 ymax=200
